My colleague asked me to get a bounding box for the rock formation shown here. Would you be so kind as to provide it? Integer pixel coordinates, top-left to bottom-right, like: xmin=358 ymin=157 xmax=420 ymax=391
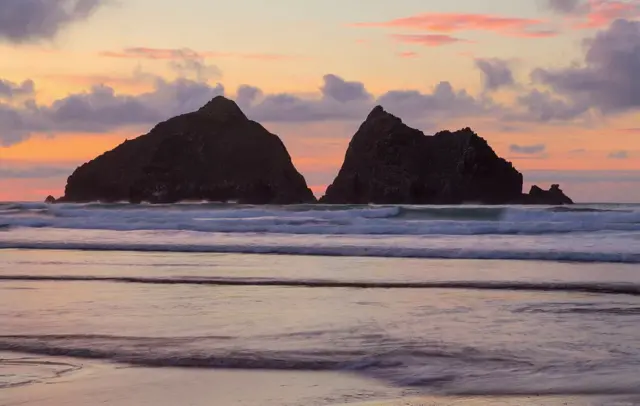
xmin=518 ymin=184 xmax=574 ymax=205
xmin=56 ymin=96 xmax=315 ymax=204
xmin=321 ymin=106 xmax=525 ymax=204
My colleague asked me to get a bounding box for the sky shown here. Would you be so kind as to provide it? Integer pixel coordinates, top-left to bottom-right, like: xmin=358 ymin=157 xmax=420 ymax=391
xmin=0 ymin=0 xmax=639 ymax=202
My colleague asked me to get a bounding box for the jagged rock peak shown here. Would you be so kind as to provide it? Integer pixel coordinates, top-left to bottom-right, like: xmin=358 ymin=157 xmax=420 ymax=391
xmin=197 ymin=95 xmax=247 ymax=122
xmin=365 ymin=105 xmax=402 ymax=122
xmin=367 ymin=105 xmax=386 ymax=118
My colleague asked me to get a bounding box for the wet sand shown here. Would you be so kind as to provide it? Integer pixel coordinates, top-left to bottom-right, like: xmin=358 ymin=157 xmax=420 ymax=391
xmin=2 ymin=353 xmax=635 ymax=406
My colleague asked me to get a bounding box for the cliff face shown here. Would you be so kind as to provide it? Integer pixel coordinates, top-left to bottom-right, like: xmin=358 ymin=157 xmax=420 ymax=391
xmin=321 ymin=106 xmax=524 ymax=204
xmin=58 ymin=96 xmax=315 ymax=204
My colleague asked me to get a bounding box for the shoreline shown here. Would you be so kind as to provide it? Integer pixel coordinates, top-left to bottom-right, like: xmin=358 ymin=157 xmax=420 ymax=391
xmin=2 ymin=353 xmax=636 ymax=406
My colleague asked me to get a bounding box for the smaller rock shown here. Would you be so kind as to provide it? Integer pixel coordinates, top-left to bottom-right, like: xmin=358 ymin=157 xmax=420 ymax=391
xmin=519 ymin=184 xmax=573 ymax=205
xmin=44 ymin=195 xmax=56 ymax=204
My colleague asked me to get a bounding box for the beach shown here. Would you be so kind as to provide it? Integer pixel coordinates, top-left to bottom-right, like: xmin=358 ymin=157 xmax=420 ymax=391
xmin=2 ymin=203 xmax=640 ymax=405
xmin=3 ymin=353 xmax=638 ymax=406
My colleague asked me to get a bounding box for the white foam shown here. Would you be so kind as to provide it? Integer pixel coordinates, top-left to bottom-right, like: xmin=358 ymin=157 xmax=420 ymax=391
xmin=1 ymin=204 xmax=640 ymax=235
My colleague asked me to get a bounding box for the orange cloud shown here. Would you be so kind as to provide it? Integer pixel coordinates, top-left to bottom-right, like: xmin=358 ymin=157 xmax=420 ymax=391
xmin=353 ymin=13 xmax=558 ymax=38
xmin=391 ymin=34 xmax=471 ymax=46
xmin=99 ymin=47 xmax=300 ymax=62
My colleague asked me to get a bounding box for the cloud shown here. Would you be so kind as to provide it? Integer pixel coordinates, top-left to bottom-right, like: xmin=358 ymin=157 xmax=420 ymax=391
xmin=320 ymin=74 xmax=372 ymax=103
xmin=609 ymin=150 xmax=630 ymax=159
xmin=397 ymin=51 xmax=418 ymax=58
xmin=576 ymin=1 xmax=640 ymax=29
xmin=0 ymin=104 xmax=31 ymax=146
xmin=510 ymin=144 xmax=547 ymax=154
xmin=375 ymin=81 xmax=493 ymax=120
xmin=475 ymin=58 xmax=515 ymax=91
xmin=0 ymin=0 xmax=107 ymax=43
xmin=532 ymin=19 xmax=640 ymax=114
xmin=0 ymin=77 xmax=225 ymax=146
xmin=99 ymin=47 xmax=298 ymax=62
xmin=618 ymin=127 xmax=640 ymax=134
xmin=167 ymin=52 xmax=221 ymax=83
xmin=544 ymin=0 xmax=640 ymax=28
xmin=235 ymin=85 xmax=263 ymax=109
xmin=545 ymin=0 xmax=588 ymax=14
xmin=391 ymin=34 xmax=470 ymax=47
xmin=353 ymin=12 xmax=558 ymax=38
xmin=239 ymin=75 xmax=373 ymax=123
xmin=0 ymin=74 xmax=495 ymax=146
xmin=0 ymin=161 xmax=75 ymax=179
xmin=0 ymin=79 xmax=35 ymax=99
xmin=514 ymin=89 xmax=590 ymax=121
xmin=234 ymin=75 xmax=492 ymax=125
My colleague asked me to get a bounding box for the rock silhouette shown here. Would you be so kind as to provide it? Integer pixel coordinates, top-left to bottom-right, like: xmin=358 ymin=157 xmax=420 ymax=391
xmin=52 ymin=100 xmax=573 ymax=206
xmin=57 ymin=96 xmax=315 ymax=204
xmin=519 ymin=184 xmax=574 ymax=205
xmin=321 ymin=106 xmax=525 ymax=204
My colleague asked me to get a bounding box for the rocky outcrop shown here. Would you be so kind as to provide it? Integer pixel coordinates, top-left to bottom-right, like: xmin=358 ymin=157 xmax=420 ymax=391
xmin=321 ymin=106 xmax=524 ymax=204
xmin=44 ymin=195 xmax=56 ymax=204
xmin=517 ymin=184 xmax=574 ymax=205
xmin=57 ymin=96 xmax=315 ymax=204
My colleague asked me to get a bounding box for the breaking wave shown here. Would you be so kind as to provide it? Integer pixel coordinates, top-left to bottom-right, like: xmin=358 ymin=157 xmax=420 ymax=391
xmin=1 ymin=202 xmax=639 ymax=263
xmin=1 ymin=202 xmax=640 ymax=235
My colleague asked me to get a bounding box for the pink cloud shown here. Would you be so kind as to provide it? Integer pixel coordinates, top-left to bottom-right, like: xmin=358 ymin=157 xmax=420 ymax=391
xmin=397 ymin=51 xmax=418 ymax=58
xmin=515 ymin=29 xmax=560 ymax=38
xmin=353 ymin=13 xmax=558 ymax=38
xmin=391 ymin=34 xmax=470 ymax=47
xmin=576 ymin=0 xmax=640 ymax=28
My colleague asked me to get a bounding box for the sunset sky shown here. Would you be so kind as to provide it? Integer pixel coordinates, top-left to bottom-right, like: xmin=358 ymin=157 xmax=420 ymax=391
xmin=0 ymin=0 xmax=639 ymax=202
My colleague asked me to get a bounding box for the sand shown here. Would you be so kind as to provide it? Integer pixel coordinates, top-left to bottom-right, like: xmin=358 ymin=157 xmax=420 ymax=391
xmin=1 ymin=353 xmax=635 ymax=406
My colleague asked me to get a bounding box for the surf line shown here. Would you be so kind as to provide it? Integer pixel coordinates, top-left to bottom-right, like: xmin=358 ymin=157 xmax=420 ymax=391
xmin=2 ymin=275 xmax=640 ymax=296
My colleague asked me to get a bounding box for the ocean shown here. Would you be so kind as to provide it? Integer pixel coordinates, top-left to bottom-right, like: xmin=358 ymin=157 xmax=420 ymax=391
xmin=2 ymin=202 xmax=640 ymax=403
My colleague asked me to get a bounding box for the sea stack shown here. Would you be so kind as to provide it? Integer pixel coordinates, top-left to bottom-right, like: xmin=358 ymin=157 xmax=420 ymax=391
xmin=321 ymin=106 xmax=525 ymax=204
xmin=57 ymin=96 xmax=315 ymax=204
xmin=519 ymin=184 xmax=574 ymax=205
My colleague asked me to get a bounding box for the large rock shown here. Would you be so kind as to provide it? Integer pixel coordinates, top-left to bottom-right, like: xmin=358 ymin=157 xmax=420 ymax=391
xmin=321 ymin=106 xmax=524 ymax=204
xmin=58 ymin=96 xmax=315 ymax=204
xmin=518 ymin=184 xmax=574 ymax=205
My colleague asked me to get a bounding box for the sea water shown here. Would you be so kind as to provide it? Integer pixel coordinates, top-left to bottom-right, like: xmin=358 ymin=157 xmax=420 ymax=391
xmin=1 ymin=202 xmax=640 ymax=399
